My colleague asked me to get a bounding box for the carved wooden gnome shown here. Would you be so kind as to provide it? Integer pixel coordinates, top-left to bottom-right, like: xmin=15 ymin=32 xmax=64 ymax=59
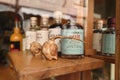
xmin=42 ymin=36 xmax=84 ymax=60
xmin=30 ymin=41 xmax=42 ymax=57
xmin=42 ymin=37 xmax=58 ymax=60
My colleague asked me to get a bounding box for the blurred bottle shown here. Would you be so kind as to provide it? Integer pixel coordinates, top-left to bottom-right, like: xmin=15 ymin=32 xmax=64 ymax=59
xmin=49 ymin=11 xmax=63 ymax=56
xmin=102 ymin=17 xmax=116 ymax=55
xmin=25 ymin=17 xmax=37 ymax=51
xmin=10 ymin=17 xmax=22 ymax=52
xmin=36 ymin=14 xmax=49 ymax=45
xmin=61 ymin=20 xmax=84 ymax=58
xmin=93 ymin=20 xmax=103 ymax=54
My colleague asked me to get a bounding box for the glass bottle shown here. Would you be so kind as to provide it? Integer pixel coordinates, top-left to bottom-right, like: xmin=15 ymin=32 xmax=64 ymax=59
xmin=10 ymin=18 xmax=23 ymax=52
xmin=25 ymin=17 xmax=37 ymax=51
xmin=36 ymin=15 xmax=49 ymax=45
xmin=93 ymin=20 xmax=103 ymax=54
xmin=61 ymin=20 xmax=84 ymax=58
xmin=102 ymin=17 xmax=116 ymax=55
xmin=49 ymin=11 xmax=63 ymax=57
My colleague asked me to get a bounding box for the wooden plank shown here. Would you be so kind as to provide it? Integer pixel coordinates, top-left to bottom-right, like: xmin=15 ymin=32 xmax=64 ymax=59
xmin=84 ymin=0 xmax=94 ymax=55
xmin=8 ymin=51 xmax=104 ymax=80
xmin=0 ymin=66 xmax=17 ymax=80
xmin=89 ymin=55 xmax=115 ymax=63
xmin=82 ymin=70 xmax=92 ymax=80
xmin=56 ymin=72 xmax=81 ymax=80
xmin=115 ymin=0 xmax=120 ymax=79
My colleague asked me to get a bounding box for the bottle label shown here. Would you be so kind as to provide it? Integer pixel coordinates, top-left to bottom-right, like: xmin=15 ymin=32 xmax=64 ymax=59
xmin=49 ymin=28 xmax=61 ymax=52
xmin=10 ymin=41 xmax=20 ymax=52
xmin=22 ymin=38 xmax=26 ymax=51
xmin=36 ymin=30 xmax=49 ymax=45
xmin=93 ymin=33 xmax=102 ymax=52
xmin=25 ymin=31 xmax=36 ymax=50
xmin=102 ymin=34 xmax=115 ymax=54
xmin=61 ymin=29 xmax=84 ymax=55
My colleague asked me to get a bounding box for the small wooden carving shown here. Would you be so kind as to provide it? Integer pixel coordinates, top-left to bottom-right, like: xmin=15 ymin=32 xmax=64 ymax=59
xmin=30 ymin=36 xmax=84 ymax=60
xmin=42 ymin=36 xmax=84 ymax=60
xmin=30 ymin=41 xmax=42 ymax=57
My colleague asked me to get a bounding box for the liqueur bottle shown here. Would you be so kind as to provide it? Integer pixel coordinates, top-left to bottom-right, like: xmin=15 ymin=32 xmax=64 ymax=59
xmin=49 ymin=11 xmax=63 ymax=56
xmin=93 ymin=20 xmax=103 ymax=54
xmin=36 ymin=15 xmax=49 ymax=45
xmin=102 ymin=17 xmax=116 ymax=55
xmin=61 ymin=20 xmax=84 ymax=58
xmin=10 ymin=18 xmax=23 ymax=52
xmin=25 ymin=17 xmax=37 ymax=50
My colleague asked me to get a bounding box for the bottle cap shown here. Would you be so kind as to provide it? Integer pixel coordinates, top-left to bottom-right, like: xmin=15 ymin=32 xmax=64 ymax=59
xmin=30 ymin=17 xmax=37 ymax=21
xmin=41 ymin=14 xmax=49 ymax=26
xmin=107 ymin=17 xmax=116 ymax=24
xmin=54 ymin=11 xmax=62 ymax=19
xmin=97 ymin=20 xmax=103 ymax=29
xmin=97 ymin=20 xmax=103 ymax=24
xmin=30 ymin=17 xmax=37 ymax=26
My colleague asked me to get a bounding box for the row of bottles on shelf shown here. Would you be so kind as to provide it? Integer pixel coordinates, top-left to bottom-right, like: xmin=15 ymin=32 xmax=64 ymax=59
xmin=10 ymin=11 xmax=84 ymax=59
xmin=93 ymin=17 xmax=115 ymax=56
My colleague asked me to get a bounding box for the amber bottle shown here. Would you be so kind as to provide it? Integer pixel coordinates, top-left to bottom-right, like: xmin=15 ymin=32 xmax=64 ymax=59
xmin=10 ymin=18 xmax=22 ymax=52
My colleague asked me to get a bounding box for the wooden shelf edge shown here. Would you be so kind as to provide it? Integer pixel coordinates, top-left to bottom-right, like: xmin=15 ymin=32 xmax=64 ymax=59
xmin=88 ymin=54 xmax=115 ymax=64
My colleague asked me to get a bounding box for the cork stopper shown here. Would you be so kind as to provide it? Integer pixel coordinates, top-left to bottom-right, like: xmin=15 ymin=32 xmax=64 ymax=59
xmin=97 ymin=20 xmax=103 ymax=29
xmin=54 ymin=11 xmax=62 ymax=23
xmin=30 ymin=17 xmax=38 ymax=26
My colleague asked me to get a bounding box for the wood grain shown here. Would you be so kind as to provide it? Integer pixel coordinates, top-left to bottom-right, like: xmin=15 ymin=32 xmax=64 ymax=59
xmin=115 ymin=0 xmax=120 ymax=79
xmin=8 ymin=51 xmax=104 ymax=80
xmin=0 ymin=66 xmax=17 ymax=80
xmin=89 ymin=55 xmax=115 ymax=63
xmin=84 ymin=0 xmax=94 ymax=55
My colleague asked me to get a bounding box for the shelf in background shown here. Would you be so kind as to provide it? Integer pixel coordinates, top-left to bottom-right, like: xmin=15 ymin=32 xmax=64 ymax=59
xmin=89 ymin=54 xmax=115 ymax=64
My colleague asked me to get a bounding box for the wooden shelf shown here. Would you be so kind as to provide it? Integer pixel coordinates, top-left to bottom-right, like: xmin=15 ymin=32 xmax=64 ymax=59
xmin=8 ymin=51 xmax=104 ymax=80
xmin=89 ymin=54 xmax=115 ymax=64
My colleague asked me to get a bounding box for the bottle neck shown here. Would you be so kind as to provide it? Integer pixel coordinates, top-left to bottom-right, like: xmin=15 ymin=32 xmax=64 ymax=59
xmin=108 ymin=23 xmax=115 ymax=30
xmin=41 ymin=18 xmax=49 ymax=30
xmin=30 ymin=21 xmax=38 ymax=30
xmin=14 ymin=19 xmax=20 ymax=33
xmin=97 ymin=23 xmax=103 ymax=30
xmin=14 ymin=27 xmax=20 ymax=33
xmin=55 ymin=18 xmax=62 ymax=24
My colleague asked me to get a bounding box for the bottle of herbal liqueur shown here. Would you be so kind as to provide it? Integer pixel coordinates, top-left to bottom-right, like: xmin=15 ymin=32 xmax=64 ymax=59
xmin=93 ymin=20 xmax=103 ymax=54
xmin=102 ymin=17 xmax=116 ymax=55
xmin=61 ymin=20 xmax=84 ymax=58
xmin=49 ymin=11 xmax=63 ymax=57
xmin=25 ymin=17 xmax=37 ymax=51
xmin=10 ymin=18 xmax=23 ymax=52
xmin=36 ymin=15 xmax=49 ymax=45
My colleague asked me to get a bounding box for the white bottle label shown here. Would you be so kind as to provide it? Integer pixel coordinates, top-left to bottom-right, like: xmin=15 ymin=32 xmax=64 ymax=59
xmin=22 ymin=38 xmax=26 ymax=51
xmin=49 ymin=28 xmax=61 ymax=52
xmin=25 ymin=31 xmax=36 ymax=50
xmin=36 ymin=30 xmax=49 ymax=45
xmin=93 ymin=33 xmax=102 ymax=52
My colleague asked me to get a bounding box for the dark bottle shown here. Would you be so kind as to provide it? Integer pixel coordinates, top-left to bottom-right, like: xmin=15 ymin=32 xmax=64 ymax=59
xmin=49 ymin=11 xmax=63 ymax=57
xmin=93 ymin=20 xmax=103 ymax=54
xmin=102 ymin=17 xmax=116 ymax=55
xmin=61 ymin=20 xmax=84 ymax=58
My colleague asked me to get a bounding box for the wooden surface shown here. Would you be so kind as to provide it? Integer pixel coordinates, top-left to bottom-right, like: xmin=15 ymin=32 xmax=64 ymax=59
xmin=116 ymin=0 xmax=120 ymax=79
xmin=8 ymin=51 xmax=104 ymax=80
xmin=56 ymin=72 xmax=81 ymax=80
xmin=89 ymin=55 xmax=115 ymax=63
xmin=84 ymin=0 xmax=94 ymax=55
xmin=0 ymin=66 xmax=17 ymax=80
